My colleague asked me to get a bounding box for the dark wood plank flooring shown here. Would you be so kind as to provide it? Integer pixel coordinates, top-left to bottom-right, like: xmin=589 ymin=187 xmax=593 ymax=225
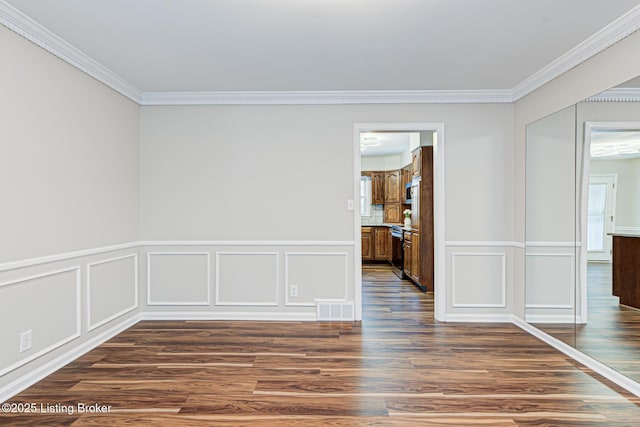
xmin=2 ymin=264 xmax=639 ymax=426
xmin=532 ymin=263 xmax=640 ymax=384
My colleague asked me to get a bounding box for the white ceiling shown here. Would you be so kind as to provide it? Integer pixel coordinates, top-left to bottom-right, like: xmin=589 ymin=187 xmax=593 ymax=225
xmin=360 ymin=132 xmax=414 ymax=157
xmin=591 ymin=130 xmax=640 ymax=160
xmin=4 ymin=0 xmax=640 ymax=94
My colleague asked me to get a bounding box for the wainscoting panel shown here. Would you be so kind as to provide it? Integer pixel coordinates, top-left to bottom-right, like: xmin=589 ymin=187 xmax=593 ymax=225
xmin=215 ymin=252 xmax=279 ymax=306
xmin=87 ymin=254 xmax=138 ymax=331
xmin=525 ymin=253 xmax=575 ymax=308
xmin=285 ymin=253 xmax=348 ymax=306
xmin=451 ymin=252 xmax=506 ymax=308
xmin=0 ymin=267 xmax=81 ymax=376
xmin=147 ymin=252 xmax=210 ymax=305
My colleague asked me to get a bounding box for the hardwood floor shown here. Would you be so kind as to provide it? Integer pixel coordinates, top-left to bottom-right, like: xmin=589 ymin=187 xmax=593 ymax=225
xmin=2 ymin=264 xmax=640 ymax=426
xmin=576 ymin=263 xmax=640 ymax=383
xmin=531 ymin=263 xmax=640 ymax=384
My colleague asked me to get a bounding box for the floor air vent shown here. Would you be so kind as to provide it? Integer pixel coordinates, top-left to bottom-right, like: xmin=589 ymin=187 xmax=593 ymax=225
xmin=316 ymin=301 xmax=354 ymax=321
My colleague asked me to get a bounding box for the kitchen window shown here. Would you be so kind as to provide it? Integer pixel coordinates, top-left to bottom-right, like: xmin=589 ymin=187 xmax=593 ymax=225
xmin=361 ymin=176 xmax=372 ymax=216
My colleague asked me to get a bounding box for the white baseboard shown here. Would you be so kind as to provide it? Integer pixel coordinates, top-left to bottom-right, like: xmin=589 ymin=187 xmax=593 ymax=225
xmin=0 ymin=313 xmax=141 ymax=403
xmin=524 ymin=314 xmax=575 ymax=324
xmin=141 ymin=311 xmax=317 ymax=322
xmin=443 ymin=313 xmax=514 ymax=323
xmin=512 ymin=316 xmax=640 ymax=398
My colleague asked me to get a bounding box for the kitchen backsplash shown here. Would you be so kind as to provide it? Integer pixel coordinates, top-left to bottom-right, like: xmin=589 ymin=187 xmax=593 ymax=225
xmin=362 ymin=205 xmax=384 ymax=225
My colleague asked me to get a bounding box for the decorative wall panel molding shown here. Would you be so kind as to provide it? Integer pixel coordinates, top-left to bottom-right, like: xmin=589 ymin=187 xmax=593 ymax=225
xmin=87 ymin=254 xmax=138 ymax=331
xmin=147 ymin=252 xmax=210 ymax=306
xmin=525 ymin=253 xmax=575 ymax=309
xmin=215 ymin=252 xmax=279 ymax=306
xmin=0 ymin=267 xmax=81 ymax=376
xmin=451 ymin=252 xmax=506 ymax=308
xmin=284 ymin=253 xmax=349 ymax=306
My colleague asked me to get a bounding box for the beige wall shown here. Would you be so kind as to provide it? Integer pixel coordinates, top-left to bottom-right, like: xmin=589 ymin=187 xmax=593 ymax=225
xmin=0 ymin=25 xmax=140 ymax=398
xmin=514 ymin=30 xmax=640 ymax=318
xmin=0 ymin=26 xmax=140 ymax=263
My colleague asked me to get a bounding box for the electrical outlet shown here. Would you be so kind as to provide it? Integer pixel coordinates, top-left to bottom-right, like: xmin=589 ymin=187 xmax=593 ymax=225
xmin=19 ymin=330 xmax=32 ymax=353
xmin=290 ymin=285 xmax=299 ymax=297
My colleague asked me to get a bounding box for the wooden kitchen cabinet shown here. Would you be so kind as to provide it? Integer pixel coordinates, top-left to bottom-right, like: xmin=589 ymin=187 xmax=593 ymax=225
xmin=401 ymin=165 xmax=412 ymax=201
xmin=361 ymin=227 xmax=373 ymax=260
xmin=412 ymin=148 xmax=421 ymax=178
xmin=410 ymin=230 xmax=420 ymax=284
xmin=371 ymin=171 xmax=385 ymax=204
xmin=385 ymin=170 xmax=401 ymax=203
xmin=384 ymin=203 xmax=402 ymax=224
xmin=403 ymin=231 xmax=412 ymax=277
xmin=374 ymin=227 xmax=389 ymax=260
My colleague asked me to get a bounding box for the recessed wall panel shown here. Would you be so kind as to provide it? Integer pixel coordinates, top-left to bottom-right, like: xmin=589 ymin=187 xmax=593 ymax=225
xmin=452 ymin=253 xmax=506 ymax=307
xmin=525 ymin=254 xmax=574 ymax=308
xmin=0 ymin=268 xmax=80 ymax=375
xmin=147 ymin=252 xmax=210 ymax=305
xmin=88 ymin=254 xmax=138 ymax=331
xmin=216 ymin=253 xmax=278 ymax=306
xmin=285 ymin=253 xmax=348 ymax=306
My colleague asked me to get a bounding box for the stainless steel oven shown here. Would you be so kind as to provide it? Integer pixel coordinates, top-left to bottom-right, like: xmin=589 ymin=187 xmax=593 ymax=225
xmin=390 ymin=225 xmax=405 ymax=278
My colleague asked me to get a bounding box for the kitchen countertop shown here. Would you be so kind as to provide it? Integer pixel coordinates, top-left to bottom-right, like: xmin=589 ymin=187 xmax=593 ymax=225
xmin=362 ymin=223 xmax=412 ymax=231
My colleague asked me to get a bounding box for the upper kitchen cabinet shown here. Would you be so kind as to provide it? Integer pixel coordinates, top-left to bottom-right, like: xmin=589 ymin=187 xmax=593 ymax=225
xmin=385 ymin=170 xmax=402 ymax=203
xmin=371 ymin=171 xmax=385 ymax=205
xmin=384 ymin=203 xmax=402 ymax=224
xmin=411 ymin=148 xmax=421 ymax=178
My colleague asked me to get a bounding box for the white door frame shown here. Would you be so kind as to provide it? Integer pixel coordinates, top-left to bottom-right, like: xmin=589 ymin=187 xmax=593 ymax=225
xmin=580 ymin=121 xmax=640 ymax=324
xmin=587 ymin=174 xmax=617 ymax=262
xmin=353 ymin=123 xmax=446 ymax=321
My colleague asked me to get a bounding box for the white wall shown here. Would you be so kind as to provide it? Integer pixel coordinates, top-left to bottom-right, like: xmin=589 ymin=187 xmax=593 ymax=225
xmin=0 ymin=25 xmax=140 ymax=399
xmin=514 ymin=30 xmax=640 ymax=319
xmin=140 ymin=103 xmax=515 ymax=320
xmin=524 ymin=106 xmax=577 ymax=323
xmin=591 ymin=158 xmax=640 ymax=230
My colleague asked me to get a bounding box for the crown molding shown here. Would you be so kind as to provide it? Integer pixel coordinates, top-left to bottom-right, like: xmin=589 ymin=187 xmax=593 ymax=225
xmin=2 ymin=0 xmax=640 ymax=106
xmin=512 ymin=4 xmax=640 ymax=101
xmin=585 ymin=87 xmax=640 ymax=102
xmin=139 ymin=90 xmax=514 ymax=105
xmin=0 ymin=0 xmax=142 ymax=103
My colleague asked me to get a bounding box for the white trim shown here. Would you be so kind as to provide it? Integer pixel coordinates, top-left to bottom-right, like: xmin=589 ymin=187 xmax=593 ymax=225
xmin=0 ymin=241 xmax=139 ymax=272
xmin=141 ymin=311 xmax=316 ymax=322
xmin=140 ymin=240 xmax=355 ymax=247
xmin=444 ymin=314 xmax=514 ymax=323
xmin=86 ymin=254 xmax=139 ymax=332
xmin=146 ymin=252 xmax=211 ymax=306
xmin=284 ymin=252 xmax=349 ymax=307
xmin=0 ymin=267 xmax=81 ymax=377
xmin=513 ymin=317 xmax=640 ymax=398
xmin=451 ymin=252 xmax=507 ymax=308
xmin=525 ymin=241 xmax=581 ymax=247
xmin=140 ymin=90 xmax=514 ymax=105
xmin=0 ymin=0 xmax=142 ymax=103
xmin=446 ymin=241 xmax=524 ymax=248
xmin=512 ymin=4 xmax=640 ymax=101
xmin=354 ymin=122 xmax=446 ymax=321
xmin=0 ymin=313 xmax=140 ymax=404
xmin=524 ymin=314 xmax=576 ymax=323
xmin=586 ymin=87 xmax=640 ymax=102
xmin=215 ymin=252 xmax=279 ymax=306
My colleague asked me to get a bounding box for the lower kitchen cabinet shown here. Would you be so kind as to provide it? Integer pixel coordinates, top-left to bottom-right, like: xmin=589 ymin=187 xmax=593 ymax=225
xmin=362 ymin=226 xmax=392 ymax=262
xmin=403 ymin=231 xmax=412 ymax=278
xmin=361 ymin=227 xmax=373 ymax=260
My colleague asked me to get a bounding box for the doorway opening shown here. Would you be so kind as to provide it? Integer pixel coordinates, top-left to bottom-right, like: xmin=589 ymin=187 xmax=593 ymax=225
xmin=353 ymin=123 xmax=445 ymax=322
xmin=580 ymin=122 xmax=640 ymax=324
